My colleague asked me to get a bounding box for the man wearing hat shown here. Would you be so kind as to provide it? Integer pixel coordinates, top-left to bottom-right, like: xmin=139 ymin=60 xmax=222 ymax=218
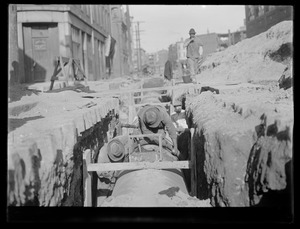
xmin=184 ymin=28 xmax=203 ymax=82
xmin=136 ymin=104 xmax=180 ymax=158
xmin=96 ymin=135 xmax=130 ymax=180
xmin=96 ymin=135 xmax=131 ymax=205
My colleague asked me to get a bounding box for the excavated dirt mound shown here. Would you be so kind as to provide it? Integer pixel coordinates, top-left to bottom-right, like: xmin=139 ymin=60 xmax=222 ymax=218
xmin=197 ymin=21 xmax=293 ymax=85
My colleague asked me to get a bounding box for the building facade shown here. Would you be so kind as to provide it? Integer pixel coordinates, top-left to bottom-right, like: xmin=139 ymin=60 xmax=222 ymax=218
xmin=110 ymin=5 xmax=132 ymax=77
xmin=16 ymin=4 xmax=111 ymax=83
xmin=245 ymin=5 xmax=293 ymax=38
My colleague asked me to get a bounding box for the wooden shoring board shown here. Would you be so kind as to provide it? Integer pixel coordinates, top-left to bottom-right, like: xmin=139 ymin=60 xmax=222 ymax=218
xmin=59 ymin=56 xmax=68 ymax=81
xmin=190 ymin=128 xmax=197 ymax=197
xmin=88 ymin=83 xmax=202 ymax=97
xmin=133 ymin=102 xmax=171 ymax=108
xmin=133 ymin=92 xmax=168 ymax=100
xmin=49 ymin=61 xmax=63 ymax=90
xmin=83 ymin=149 xmax=93 ymax=207
xmin=128 ymin=133 xmax=162 ymax=138
xmin=87 ymin=160 xmax=191 ymax=172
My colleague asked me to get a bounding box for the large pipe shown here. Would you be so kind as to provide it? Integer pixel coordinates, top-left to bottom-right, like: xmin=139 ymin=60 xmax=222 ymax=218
xmin=111 ymin=168 xmax=188 ymax=197
xmin=100 ymin=147 xmax=189 ymax=207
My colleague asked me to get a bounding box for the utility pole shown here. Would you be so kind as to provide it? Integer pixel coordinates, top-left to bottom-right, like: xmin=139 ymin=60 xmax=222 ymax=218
xmin=132 ymin=21 xmax=144 ymax=74
xmin=135 ymin=24 xmax=140 ymax=72
xmin=137 ymin=21 xmax=141 ymax=72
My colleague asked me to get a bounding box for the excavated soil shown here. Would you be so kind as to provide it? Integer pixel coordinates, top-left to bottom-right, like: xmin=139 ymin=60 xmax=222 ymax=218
xmin=196 ymin=21 xmax=293 ymax=85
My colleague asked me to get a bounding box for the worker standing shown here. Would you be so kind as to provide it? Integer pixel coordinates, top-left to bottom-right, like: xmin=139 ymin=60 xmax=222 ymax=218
xmin=135 ymin=104 xmax=180 ymax=158
xmin=184 ymin=28 xmax=203 ymax=83
xmin=171 ymin=99 xmax=190 ymax=160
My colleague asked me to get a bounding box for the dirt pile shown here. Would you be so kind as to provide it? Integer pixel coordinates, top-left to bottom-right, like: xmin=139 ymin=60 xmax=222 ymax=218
xmin=197 ymin=20 xmax=293 ymax=85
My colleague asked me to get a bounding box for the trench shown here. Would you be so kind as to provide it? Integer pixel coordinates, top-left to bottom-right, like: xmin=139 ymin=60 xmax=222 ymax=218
xmin=7 ymin=79 xmax=291 ymax=209
xmin=84 ymin=94 xmax=194 ymax=207
xmin=62 ymin=113 xmax=113 ymax=206
xmin=83 ymin=86 xmax=292 ymax=209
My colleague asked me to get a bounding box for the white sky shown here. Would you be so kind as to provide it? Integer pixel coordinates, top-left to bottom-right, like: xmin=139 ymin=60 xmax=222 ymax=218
xmin=129 ymin=5 xmax=246 ymax=53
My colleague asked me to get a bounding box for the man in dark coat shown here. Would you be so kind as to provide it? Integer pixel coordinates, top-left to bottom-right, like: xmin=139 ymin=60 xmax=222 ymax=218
xmin=164 ymin=60 xmax=173 ymax=81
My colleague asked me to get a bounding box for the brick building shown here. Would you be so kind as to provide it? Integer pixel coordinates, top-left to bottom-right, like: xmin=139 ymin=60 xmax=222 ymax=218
xmin=245 ymin=5 xmax=293 ymax=38
xmin=16 ymin=4 xmax=111 ymax=83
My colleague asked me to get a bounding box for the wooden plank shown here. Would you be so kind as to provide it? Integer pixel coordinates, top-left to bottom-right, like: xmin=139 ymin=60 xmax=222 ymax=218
xmin=87 ymin=83 xmax=201 ymax=97
xmin=128 ymin=133 xmax=162 ymax=138
xmin=159 ymin=135 xmax=162 ymax=161
xmin=133 ymin=92 xmax=168 ymax=99
xmin=49 ymin=62 xmax=60 ymax=90
xmin=66 ymin=58 xmax=72 ymax=82
xmin=133 ymin=102 xmax=171 ymax=108
xmin=190 ymin=128 xmax=197 ymax=197
xmin=87 ymin=160 xmax=191 ymax=172
xmin=59 ymin=56 xmax=67 ymax=80
xmin=83 ymin=149 xmax=92 ymax=207
xmin=170 ymin=79 xmax=176 ymax=114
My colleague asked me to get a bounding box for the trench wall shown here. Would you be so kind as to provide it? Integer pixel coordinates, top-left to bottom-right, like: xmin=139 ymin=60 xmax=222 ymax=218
xmin=7 ymin=98 xmax=119 ymax=206
xmin=185 ymin=90 xmax=293 ymax=207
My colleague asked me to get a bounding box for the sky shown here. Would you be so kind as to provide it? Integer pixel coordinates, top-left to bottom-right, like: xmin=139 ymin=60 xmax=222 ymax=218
xmin=129 ymin=5 xmax=246 ymax=53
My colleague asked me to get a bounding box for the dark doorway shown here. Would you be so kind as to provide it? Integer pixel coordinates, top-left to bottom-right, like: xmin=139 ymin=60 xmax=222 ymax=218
xmin=23 ymin=23 xmax=59 ymax=83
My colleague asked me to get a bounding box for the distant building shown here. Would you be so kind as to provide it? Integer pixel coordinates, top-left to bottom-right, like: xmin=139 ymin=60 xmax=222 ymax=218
xmin=133 ymin=47 xmax=147 ymax=72
xmin=110 ymin=5 xmax=132 ymax=77
xmin=217 ymin=27 xmax=246 ymax=50
xmin=156 ymin=49 xmax=168 ymax=75
xmin=146 ymin=53 xmax=156 ymax=73
xmin=245 ymin=5 xmax=293 ymax=38
xmin=197 ymin=33 xmax=219 ymax=57
xmin=168 ymin=28 xmax=246 ymax=70
xmin=17 ymin=4 xmax=111 ymax=83
xmin=176 ymin=38 xmax=187 ymax=61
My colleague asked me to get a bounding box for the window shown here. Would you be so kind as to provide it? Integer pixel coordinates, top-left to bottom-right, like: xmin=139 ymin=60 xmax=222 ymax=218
xmin=96 ymin=6 xmax=100 ymax=25
xmin=99 ymin=6 xmax=102 ymax=27
xmin=249 ymin=5 xmax=255 ymax=21
xmin=71 ymin=26 xmax=81 ymax=61
xmin=104 ymin=11 xmax=107 ymax=31
xmin=258 ymin=5 xmax=264 ymax=16
xmin=86 ymin=5 xmax=90 ymax=16
xmin=93 ymin=5 xmax=97 ymax=23
xmin=71 ymin=26 xmax=80 ymax=43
